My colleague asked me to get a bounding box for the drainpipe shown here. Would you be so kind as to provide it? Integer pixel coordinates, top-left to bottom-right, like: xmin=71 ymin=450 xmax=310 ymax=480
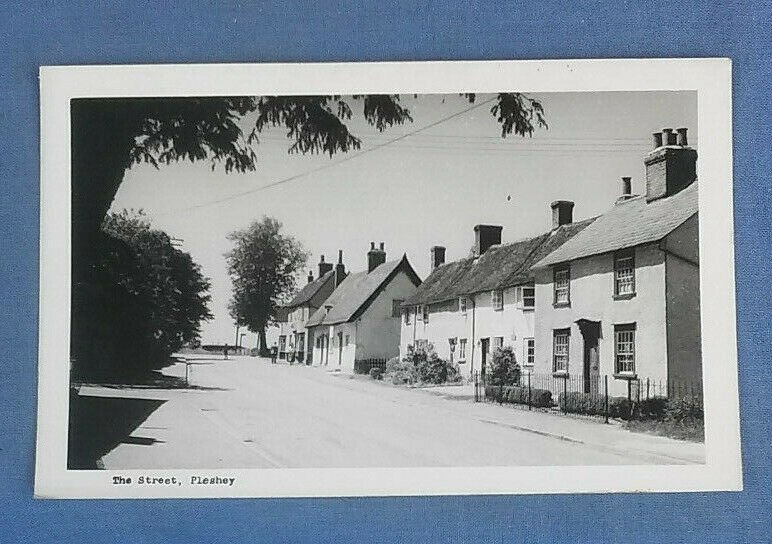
xmin=470 ymin=296 xmax=476 ymax=377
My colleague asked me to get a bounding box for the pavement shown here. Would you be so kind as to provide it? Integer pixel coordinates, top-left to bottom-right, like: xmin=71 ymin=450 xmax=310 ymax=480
xmin=76 ymin=355 xmax=704 ymax=469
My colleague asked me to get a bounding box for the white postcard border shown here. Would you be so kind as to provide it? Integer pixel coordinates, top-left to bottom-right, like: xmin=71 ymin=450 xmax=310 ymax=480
xmin=36 ymin=58 xmax=742 ymax=498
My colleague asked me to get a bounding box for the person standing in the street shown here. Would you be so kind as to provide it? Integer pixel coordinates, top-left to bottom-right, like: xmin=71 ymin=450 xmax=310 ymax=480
xmin=223 ymin=345 xmax=229 ymax=360
xmin=270 ymin=344 xmax=278 ymax=364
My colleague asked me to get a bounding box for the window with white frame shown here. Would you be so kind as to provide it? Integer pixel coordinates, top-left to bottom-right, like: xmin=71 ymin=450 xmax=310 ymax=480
xmin=459 ymin=297 xmax=467 ymax=314
xmin=614 ymin=323 xmax=636 ymax=374
xmin=517 ymin=285 xmax=535 ymax=309
xmin=404 ymin=307 xmax=411 ymax=325
xmin=553 ymin=266 xmax=570 ymax=305
xmin=493 ymin=336 xmax=504 ymax=351
xmin=458 ymin=338 xmax=467 ymax=361
xmin=524 ymin=338 xmax=535 ymax=366
xmin=614 ymin=250 xmax=636 ymax=296
xmin=492 ymin=289 xmax=504 ymax=311
xmin=552 ymin=329 xmax=570 ymax=372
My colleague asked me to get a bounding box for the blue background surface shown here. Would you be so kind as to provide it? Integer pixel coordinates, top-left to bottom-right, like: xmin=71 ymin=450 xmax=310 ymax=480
xmin=1 ymin=1 xmax=769 ymax=542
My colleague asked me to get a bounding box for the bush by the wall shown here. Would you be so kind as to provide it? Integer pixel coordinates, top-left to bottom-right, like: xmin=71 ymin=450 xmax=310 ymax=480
xmin=557 ymin=391 xmax=635 ymax=419
xmin=664 ymin=395 xmax=704 ymax=424
xmin=637 ymin=396 xmax=669 ymax=420
xmin=485 ymin=385 xmax=553 ymax=408
xmin=385 ymin=355 xmax=417 ymax=385
xmin=487 ymin=346 xmax=521 ymax=386
xmin=369 ymin=367 xmax=384 ymax=380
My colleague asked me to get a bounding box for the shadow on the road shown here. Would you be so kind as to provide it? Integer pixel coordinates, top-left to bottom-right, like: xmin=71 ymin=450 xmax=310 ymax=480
xmin=67 ymin=389 xmax=166 ymax=469
xmin=75 ymin=370 xmax=231 ymax=392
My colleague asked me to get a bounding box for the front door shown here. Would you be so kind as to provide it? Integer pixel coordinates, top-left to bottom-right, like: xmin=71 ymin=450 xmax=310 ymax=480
xmin=579 ymin=321 xmax=601 ymax=394
xmin=337 ymin=332 xmax=344 ymax=366
xmin=480 ymin=338 xmax=490 ymax=379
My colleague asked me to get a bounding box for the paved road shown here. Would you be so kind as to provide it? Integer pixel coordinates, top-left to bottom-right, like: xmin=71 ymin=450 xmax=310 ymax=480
xmin=93 ymin=356 xmax=703 ymax=469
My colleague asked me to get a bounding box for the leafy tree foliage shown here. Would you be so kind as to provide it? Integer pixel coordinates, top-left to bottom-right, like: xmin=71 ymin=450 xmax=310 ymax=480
xmin=71 ymin=210 xmax=212 ymax=380
xmin=225 ymin=217 xmax=308 ymax=354
xmin=487 ymin=346 xmax=521 ymax=386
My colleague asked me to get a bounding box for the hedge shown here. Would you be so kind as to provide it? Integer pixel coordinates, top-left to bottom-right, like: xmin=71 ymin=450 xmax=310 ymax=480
xmin=557 ymin=391 xmax=636 ymax=419
xmin=485 ymin=385 xmax=553 ymax=408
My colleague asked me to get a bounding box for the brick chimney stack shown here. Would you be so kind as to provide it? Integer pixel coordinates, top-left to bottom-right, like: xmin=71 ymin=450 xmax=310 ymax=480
xmin=473 ymin=225 xmax=503 ymax=257
xmin=334 ymin=250 xmax=347 ymax=287
xmin=430 ymin=246 xmax=446 ymax=271
xmin=645 ymin=127 xmax=697 ymax=202
xmin=551 ymin=200 xmax=574 ymax=229
xmin=318 ymin=255 xmax=333 ymax=278
xmin=367 ymin=242 xmax=387 ymax=273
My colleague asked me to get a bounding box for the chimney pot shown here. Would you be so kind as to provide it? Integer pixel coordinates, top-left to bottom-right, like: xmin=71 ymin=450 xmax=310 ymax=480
xmin=550 ymin=200 xmax=575 ymax=229
xmin=676 ymin=127 xmax=688 ymax=146
xmin=473 ymin=225 xmax=503 ymax=256
xmin=334 ymin=250 xmax=346 ymax=287
xmin=645 ymin=127 xmax=697 ymax=202
xmin=430 ymin=246 xmax=446 ymax=271
xmin=367 ymin=242 xmax=386 ymax=272
xmin=318 ymin=255 xmax=333 ymax=278
xmin=663 ymin=128 xmax=677 ymax=146
xmin=621 ymin=176 xmax=632 ymax=196
xmin=307 ymin=271 xmax=314 ymax=283
xmin=652 ymin=132 xmax=663 ymax=148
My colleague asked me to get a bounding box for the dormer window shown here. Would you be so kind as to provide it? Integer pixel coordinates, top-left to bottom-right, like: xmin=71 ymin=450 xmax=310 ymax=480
xmin=554 ymin=266 xmax=570 ymax=306
xmin=422 ymin=305 xmax=429 ymax=323
xmin=459 ymin=297 xmax=467 ymax=315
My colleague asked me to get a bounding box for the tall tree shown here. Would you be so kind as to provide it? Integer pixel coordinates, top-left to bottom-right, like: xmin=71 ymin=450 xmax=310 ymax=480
xmin=225 ymin=217 xmax=308 ymax=354
xmin=73 ymin=210 xmax=213 ymax=379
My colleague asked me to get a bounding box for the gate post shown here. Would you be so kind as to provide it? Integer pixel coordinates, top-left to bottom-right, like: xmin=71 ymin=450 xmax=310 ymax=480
xmin=604 ymin=375 xmax=609 ymax=424
xmin=562 ymin=375 xmax=568 ymax=414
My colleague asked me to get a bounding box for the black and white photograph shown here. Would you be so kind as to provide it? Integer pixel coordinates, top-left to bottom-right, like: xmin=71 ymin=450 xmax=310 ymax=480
xmin=35 ymin=60 xmax=741 ymax=498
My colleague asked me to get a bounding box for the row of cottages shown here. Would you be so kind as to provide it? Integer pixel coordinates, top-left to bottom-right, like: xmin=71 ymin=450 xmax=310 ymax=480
xmin=305 ymin=243 xmax=421 ymax=372
xmin=276 ymin=254 xmax=341 ymax=363
xmin=399 ymin=205 xmax=593 ymax=382
xmin=400 ymin=127 xmax=701 ymax=398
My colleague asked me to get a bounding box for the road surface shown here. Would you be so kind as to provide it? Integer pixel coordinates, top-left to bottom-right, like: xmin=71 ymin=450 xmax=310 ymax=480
xmin=88 ymin=356 xmax=703 ymax=469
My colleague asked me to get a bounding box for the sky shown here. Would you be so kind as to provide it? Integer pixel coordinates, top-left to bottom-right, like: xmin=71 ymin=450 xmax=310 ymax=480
xmin=110 ymin=91 xmax=697 ymax=347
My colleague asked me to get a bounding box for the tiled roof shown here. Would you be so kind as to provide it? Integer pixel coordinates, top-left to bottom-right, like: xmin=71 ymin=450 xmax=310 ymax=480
xmin=306 ymin=255 xmax=420 ymax=327
xmin=284 ymin=270 xmax=334 ymax=308
xmin=534 ymin=181 xmax=698 ymax=268
xmin=403 ymin=218 xmax=595 ymax=306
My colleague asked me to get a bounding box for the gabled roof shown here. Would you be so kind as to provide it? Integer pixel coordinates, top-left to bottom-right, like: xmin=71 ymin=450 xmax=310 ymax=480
xmin=283 ymin=270 xmax=334 ymax=309
xmin=534 ymin=181 xmax=698 ymax=268
xmin=403 ymin=218 xmax=595 ymax=307
xmin=306 ymin=255 xmax=420 ymax=327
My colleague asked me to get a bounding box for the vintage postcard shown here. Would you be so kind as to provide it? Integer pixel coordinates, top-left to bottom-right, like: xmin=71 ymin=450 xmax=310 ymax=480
xmin=36 ymin=59 xmax=742 ymax=498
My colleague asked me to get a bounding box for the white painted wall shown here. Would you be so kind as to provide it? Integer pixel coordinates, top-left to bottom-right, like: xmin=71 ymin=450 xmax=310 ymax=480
xmin=399 ymin=285 xmax=536 ymax=381
xmin=533 ymin=243 xmax=668 ymax=397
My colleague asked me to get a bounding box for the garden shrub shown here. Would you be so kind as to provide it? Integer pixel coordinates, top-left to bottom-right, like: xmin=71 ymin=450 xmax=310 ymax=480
xmin=369 ymin=367 xmax=384 ymax=380
xmin=558 ymin=391 xmax=607 ymax=416
xmin=487 ymin=346 xmax=521 ymax=386
xmin=557 ymin=392 xmax=634 ymax=419
xmin=484 ymin=385 xmax=552 ymax=408
xmin=637 ymin=396 xmax=669 ymax=420
xmin=386 ymin=344 xmax=459 ymax=385
xmin=385 ymin=355 xmax=417 ymax=385
xmin=664 ymin=395 xmax=704 ymax=424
